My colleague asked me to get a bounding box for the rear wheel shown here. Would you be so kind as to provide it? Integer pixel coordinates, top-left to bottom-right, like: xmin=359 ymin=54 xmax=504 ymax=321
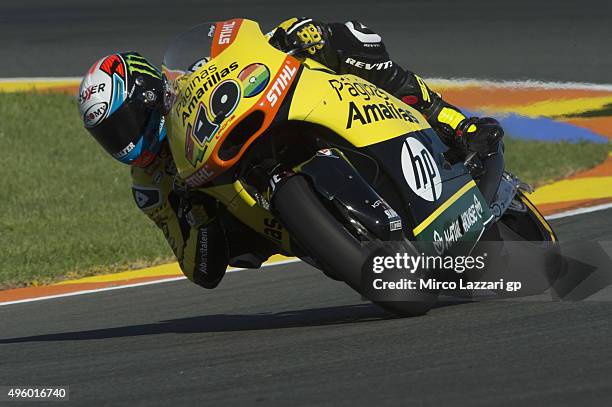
xmin=273 ymin=175 xmax=437 ymax=316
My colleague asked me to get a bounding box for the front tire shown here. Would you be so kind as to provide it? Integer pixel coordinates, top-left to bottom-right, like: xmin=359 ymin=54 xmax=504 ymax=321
xmin=483 ymin=192 xmax=564 ymax=296
xmin=273 ymin=175 xmax=436 ymax=316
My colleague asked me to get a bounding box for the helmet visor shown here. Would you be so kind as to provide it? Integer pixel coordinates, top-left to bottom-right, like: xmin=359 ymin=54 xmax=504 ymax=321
xmin=88 ymin=98 xmax=151 ymax=160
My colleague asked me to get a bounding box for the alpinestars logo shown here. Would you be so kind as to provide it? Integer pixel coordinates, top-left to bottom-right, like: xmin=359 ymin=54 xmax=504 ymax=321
xmin=401 ymin=137 xmax=442 ymax=201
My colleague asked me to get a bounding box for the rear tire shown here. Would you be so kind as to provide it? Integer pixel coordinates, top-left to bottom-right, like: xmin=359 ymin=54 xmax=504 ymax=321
xmin=273 ymin=175 xmax=436 ymax=316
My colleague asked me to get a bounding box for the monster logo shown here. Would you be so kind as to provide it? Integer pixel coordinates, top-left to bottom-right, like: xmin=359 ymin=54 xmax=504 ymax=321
xmin=124 ymin=53 xmax=162 ymax=79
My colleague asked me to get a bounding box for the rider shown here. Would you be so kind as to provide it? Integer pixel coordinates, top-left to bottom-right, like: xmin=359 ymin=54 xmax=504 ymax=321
xmin=77 ymin=18 xmax=504 ymax=290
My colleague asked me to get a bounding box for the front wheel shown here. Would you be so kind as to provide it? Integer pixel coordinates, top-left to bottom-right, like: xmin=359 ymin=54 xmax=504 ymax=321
xmin=479 ymin=192 xmax=564 ymax=296
xmin=273 ymin=175 xmax=437 ymax=317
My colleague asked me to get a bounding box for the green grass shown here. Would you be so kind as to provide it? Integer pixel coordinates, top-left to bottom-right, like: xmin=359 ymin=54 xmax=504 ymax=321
xmin=504 ymin=137 xmax=609 ymax=186
xmin=0 ymin=93 xmax=172 ymax=289
xmin=0 ymin=93 xmax=609 ymax=288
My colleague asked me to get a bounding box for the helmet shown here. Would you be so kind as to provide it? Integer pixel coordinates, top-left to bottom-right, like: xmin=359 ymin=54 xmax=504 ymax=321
xmin=78 ymin=52 xmax=166 ymax=167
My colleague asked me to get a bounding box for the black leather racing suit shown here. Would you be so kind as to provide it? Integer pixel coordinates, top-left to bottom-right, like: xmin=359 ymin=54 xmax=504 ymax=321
xmin=269 ymin=18 xmax=503 ymax=155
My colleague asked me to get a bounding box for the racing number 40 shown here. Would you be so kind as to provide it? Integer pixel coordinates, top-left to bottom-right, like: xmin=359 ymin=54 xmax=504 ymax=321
xmin=192 ymin=80 xmax=241 ymax=145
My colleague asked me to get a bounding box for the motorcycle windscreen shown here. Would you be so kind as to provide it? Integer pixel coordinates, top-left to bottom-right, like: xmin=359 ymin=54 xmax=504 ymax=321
xmin=367 ymin=128 xmax=493 ymax=255
xmin=162 ymin=21 xmax=218 ymax=84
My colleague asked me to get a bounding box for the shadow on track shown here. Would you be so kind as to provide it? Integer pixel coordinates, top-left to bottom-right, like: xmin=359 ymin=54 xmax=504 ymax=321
xmin=0 ymin=303 xmax=394 ymax=343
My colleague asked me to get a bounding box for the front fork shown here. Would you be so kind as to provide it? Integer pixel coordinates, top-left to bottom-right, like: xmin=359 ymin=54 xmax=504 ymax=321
xmin=465 ymin=141 xmax=505 ymax=204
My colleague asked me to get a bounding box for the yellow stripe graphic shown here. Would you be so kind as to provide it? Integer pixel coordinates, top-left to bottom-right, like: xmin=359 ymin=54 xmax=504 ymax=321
xmin=413 ymin=180 xmax=477 ymax=236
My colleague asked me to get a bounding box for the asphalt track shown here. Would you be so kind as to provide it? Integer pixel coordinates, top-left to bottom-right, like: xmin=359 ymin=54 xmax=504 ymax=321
xmin=1 ymin=0 xmax=612 ymax=82
xmin=1 ymin=1 xmax=612 ymax=406
xmin=1 ymin=209 xmax=611 ymax=406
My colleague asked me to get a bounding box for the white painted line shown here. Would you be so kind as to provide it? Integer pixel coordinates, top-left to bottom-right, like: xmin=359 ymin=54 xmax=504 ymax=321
xmin=3 ymin=200 xmax=612 ymax=308
xmin=0 ymin=277 xmax=186 ymax=307
xmin=0 ymin=258 xmax=302 ymax=307
xmin=2 ymin=202 xmax=611 ymax=307
xmin=545 ymin=202 xmax=612 ymax=220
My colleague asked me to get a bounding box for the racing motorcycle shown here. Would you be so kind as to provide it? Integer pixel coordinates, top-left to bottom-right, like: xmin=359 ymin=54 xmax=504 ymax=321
xmin=162 ymin=19 xmax=561 ymax=316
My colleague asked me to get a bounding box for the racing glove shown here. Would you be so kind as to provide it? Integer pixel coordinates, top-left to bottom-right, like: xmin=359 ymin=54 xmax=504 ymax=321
xmin=455 ymin=117 xmax=505 ymax=157
xmin=392 ymin=71 xmax=504 ymax=157
xmin=269 ymin=18 xmax=340 ymax=70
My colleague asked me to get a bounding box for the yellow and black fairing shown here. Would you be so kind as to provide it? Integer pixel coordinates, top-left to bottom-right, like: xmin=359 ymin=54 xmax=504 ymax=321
xmin=163 ymin=18 xmax=492 ymax=257
xmin=163 ymin=19 xmax=303 ymax=253
xmin=282 ymin=57 xmax=493 ymax=255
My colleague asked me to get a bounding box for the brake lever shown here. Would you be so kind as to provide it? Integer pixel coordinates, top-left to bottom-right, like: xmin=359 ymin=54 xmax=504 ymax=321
xmin=464 ymin=151 xmax=485 ymax=178
xmin=464 ymin=151 xmax=478 ymax=166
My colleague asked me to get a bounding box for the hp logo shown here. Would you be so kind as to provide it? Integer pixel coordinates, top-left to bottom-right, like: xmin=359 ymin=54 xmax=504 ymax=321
xmin=400 ymin=137 xmax=442 ymax=201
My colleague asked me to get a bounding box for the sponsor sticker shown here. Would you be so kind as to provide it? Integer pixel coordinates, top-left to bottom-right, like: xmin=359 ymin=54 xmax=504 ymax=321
xmin=400 ymin=137 xmax=442 ymax=201
xmin=112 ymin=141 xmax=136 ymax=160
xmin=384 ymin=208 xmax=399 ymax=219
xmin=265 ymin=59 xmax=298 ymax=107
xmin=238 ymin=63 xmax=270 ymax=98
xmin=432 ymin=194 xmax=486 ymax=254
xmin=328 ymin=77 xmax=389 ymax=102
xmin=131 ymin=185 xmax=161 ymax=211
xmin=327 ymin=78 xmax=420 ymax=129
xmin=345 ymin=57 xmax=393 ymax=71
xmin=212 ymin=19 xmax=243 ymax=56
xmin=433 ymin=230 xmax=445 ymax=255
xmin=390 ymin=220 xmax=402 ymax=231
xmin=370 ymin=199 xmax=402 ymax=231
xmin=79 ymin=83 xmax=106 ymax=104
xmin=83 ymin=101 xmax=108 ymax=127
xmin=218 ymin=20 xmax=238 ymax=45
xmin=175 ymin=61 xmax=239 ymax=126
xmin=316 ymin=148 xmax=338 ymax=158
xmin=186 ymin=165 xmax=216 ymax=187
xmin=79 ymin=54 xmax=128 ymax=127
